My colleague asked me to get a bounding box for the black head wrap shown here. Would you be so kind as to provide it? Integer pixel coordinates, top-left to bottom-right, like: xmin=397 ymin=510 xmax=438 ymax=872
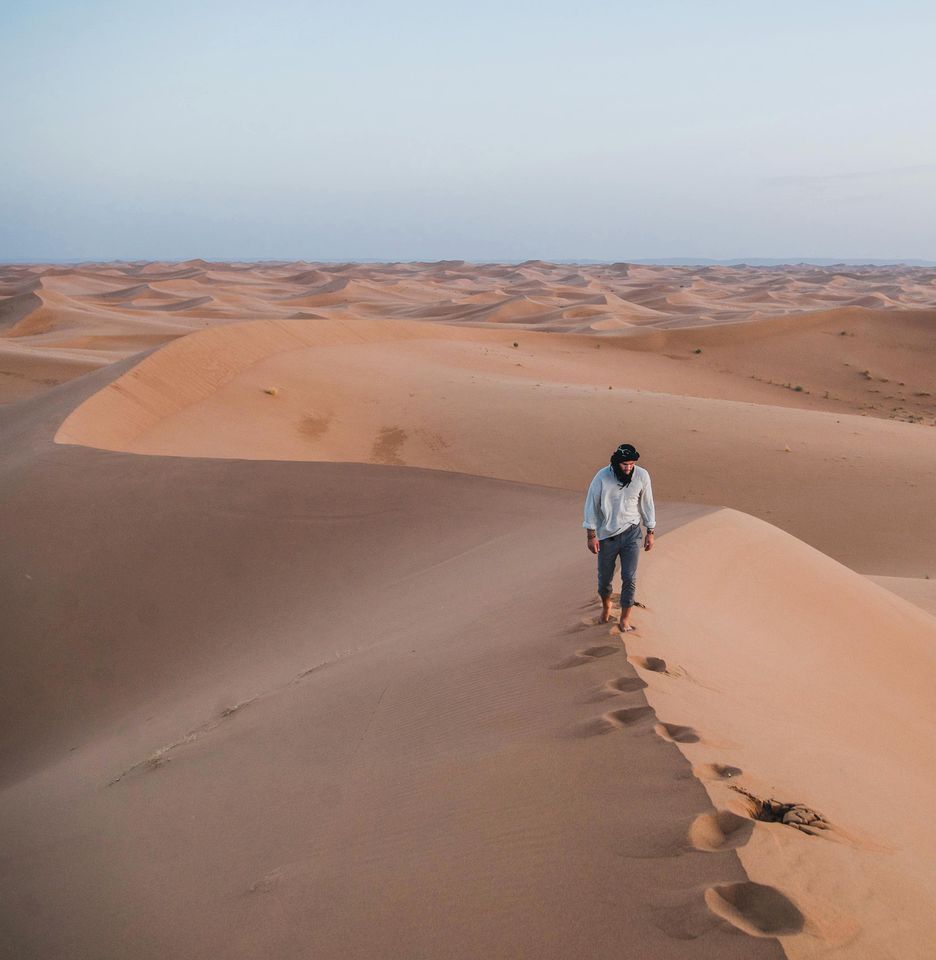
xmin=610 ymin=443 xmax=640 ymax=487
xmin=610 ymin=443 xmax=640 ymax=464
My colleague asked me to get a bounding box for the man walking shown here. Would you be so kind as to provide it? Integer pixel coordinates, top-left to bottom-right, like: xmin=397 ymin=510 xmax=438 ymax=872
xmin=583 ymin=443 xmax=655 ymax=632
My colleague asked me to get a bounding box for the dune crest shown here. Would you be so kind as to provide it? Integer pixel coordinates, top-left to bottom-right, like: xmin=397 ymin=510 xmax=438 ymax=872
xmin=634 ymin=507 xmax=936 ymax=958
xmin=3 ymin=260 xmax=936 ymax=425
xmin=55 ymin=316 xmax=936 ymax=576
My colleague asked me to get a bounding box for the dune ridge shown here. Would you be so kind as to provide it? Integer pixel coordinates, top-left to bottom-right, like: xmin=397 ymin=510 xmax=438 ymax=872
xmin=2 ymin=374 xmax=787 ymax=960
xmin=3 ymin=260 xmax=935 ymax=426
xmin=633 ymin=508 xmax=936 ymax=958
xmin=55 ymin=316 xmax=936 ymax=576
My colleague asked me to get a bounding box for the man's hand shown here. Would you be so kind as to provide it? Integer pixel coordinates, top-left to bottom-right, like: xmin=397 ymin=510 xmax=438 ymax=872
xmin=644 ymin=531 xmax=655 ymax=552
xmin=587 ymin=533 xmax=599 ymax=555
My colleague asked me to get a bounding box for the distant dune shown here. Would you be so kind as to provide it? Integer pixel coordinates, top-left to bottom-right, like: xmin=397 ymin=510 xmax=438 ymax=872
xmin=3 ymin=260 xmax=936 ymax=422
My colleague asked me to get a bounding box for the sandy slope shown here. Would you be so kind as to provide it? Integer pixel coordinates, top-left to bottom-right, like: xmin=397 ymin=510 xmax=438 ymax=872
xmin=2 ymin=375 xmax=783 ymax=960
xmin=4 ymin=368 xmax=935 ymax=957
xmin=634 ymin=509 xmax=936 ymax=959
xmin=56 ymin=317 xmax=936 ymax=576
xmin=867 ymin=576 xmax=936 ymax=617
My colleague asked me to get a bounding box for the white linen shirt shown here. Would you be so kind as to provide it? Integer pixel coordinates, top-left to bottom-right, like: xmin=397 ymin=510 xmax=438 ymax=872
xmin=582 ymin=465 xmax=656 ymax=540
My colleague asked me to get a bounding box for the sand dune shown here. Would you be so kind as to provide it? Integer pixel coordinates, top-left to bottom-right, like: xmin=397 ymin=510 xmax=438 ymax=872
xmin=8 ymin=366 xmax=936 ymax=957
xmin=3 ymin=261 xmax=936 ymax=958
xmin=2 ymin=373 xmax=783 ymax=960
xmin=636 ymin=509 xmax=936 ymax=958
xmin=624 ymin=307 xmax=936 ymax=424
xmin=3 ymin=260 xmax=936 ymax=417
xmin=80 ymin=282 xmax=170 ymax=303
xmin=868 ymin=576 xmax=936 ymax=616
xmin=0 ymin=340 xmax=107 ymax=403
xmin=55 ymin=316 xmax=936 ymax=575
xmin=0 ymin=290 xmax=43 ymax=332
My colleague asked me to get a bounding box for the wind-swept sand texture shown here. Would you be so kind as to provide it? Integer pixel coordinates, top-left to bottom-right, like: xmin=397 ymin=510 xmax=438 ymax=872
xmin=3 ymin=261 xmax=936 ymax=958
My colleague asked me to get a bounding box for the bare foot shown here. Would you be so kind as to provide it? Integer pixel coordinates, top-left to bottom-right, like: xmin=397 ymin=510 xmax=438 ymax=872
xmin=618 ymin=622 xmax=636 ymax=633
xmin=600 ymin=598 xmax=612 ymax=623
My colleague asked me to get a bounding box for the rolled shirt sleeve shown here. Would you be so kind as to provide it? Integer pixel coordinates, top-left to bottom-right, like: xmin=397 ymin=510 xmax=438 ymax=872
xmin=583 ymin=474 xmax=602 ymax=530
xmin=639 ymin=475 xmax=656 ymax=531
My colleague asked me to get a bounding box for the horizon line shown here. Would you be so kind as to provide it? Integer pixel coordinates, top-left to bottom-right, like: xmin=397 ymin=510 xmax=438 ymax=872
xmin=2 ymin=256 xmax=935 ymax=268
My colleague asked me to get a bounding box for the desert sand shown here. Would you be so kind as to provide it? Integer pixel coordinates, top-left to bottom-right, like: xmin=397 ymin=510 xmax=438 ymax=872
xmin=2 ymin=260 xmax=935 ymax=959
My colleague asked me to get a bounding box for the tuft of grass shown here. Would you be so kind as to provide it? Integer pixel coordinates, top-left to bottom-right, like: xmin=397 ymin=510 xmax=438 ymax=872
xmin=692 ymin=347 xmax=703 ymax=354
xmin=793 ymin=385 xmax=804 ymax=392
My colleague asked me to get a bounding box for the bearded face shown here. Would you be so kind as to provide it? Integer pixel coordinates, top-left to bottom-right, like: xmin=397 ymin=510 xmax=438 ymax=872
xmin=611 ymin=460 xmax=636 ymax=486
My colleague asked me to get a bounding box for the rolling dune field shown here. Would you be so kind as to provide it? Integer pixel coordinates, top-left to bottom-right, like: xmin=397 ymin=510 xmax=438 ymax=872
xmin=2 ymin=261 xmax=935 ymax=959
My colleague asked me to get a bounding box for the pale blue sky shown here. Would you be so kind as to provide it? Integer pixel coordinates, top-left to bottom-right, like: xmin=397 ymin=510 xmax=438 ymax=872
xmin=2 ymin=0 xmax=935 ymax=261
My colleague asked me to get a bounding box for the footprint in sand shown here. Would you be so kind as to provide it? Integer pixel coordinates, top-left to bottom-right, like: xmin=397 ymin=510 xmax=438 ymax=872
xmin=654 ymin=721 xmax=701 ymax=744
xmin=689 ymin=810 xmax=755 ymax=851
xmin=628 ymin=655 xmax=687 ymax=679
xmin=587 ymin=675 xmax=649 ymax=702
xmin=573 ymin=706 xmax=655 ymax=738
xmin=606 ymin=676 xmax=648 ymax=693
xmin=553 ymin=645 xmax=620 ymax=669
xmin=629 ymin=655 xmax=667 ymax=672
xmin=704 ymin=882 xmax=805 ymax=937
xmin=692 ymin=762 xmax=743 ymax=781
xmin=655 ymin=881 xmax=808 ymax=943
xmin=568 ymin=615 xmax=611 ymax=632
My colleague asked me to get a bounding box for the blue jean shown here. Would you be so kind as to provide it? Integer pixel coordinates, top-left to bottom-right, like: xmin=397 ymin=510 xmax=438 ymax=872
xmin=597 ymin=524 xmax=641 ymax=609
